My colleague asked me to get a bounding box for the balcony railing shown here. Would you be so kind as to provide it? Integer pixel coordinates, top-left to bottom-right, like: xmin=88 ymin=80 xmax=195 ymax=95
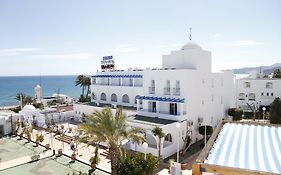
xmin=163 ymin=87 xmax=171 ymax=95
xmin=173 ymin=88 xmax=180 ymax=96
xmin=149 ymin=87 xmax=155 ymax=94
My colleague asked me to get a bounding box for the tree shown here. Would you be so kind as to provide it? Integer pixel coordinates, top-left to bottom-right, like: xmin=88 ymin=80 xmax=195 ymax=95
xmin=152 ymin=126 xmax=165 ymax=158
xmin=118 ymin=153 xmax=160 ymax=175
xmin=269 ymin=97 xmax=281 ymax=124
xmin=228 ymin=108 xmax=243 ymax=121
xmin=15 ymin=93 xmax=34 ymax=106
xmin=272 ymin=68 xmax=281 ymax=78
xmin=75 ymin=75 xmax=91 ymax=98
xmin=79 ymin=107 xmax=144 ymax=175
xmin=198 ymin=125 xmax=213 ymax=144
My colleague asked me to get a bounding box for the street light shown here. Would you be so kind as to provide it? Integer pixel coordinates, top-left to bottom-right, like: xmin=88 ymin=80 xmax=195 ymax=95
xmin=176 ymin=122 xmax=181 ymax=163
xmin=262 ymin=107 xmax=266 ymax=122
xmin=142 ymin=142 xmax=148 ymax=160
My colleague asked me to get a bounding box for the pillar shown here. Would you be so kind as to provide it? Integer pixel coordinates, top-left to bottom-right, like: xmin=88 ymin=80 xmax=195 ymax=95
xmin=137 ymin=99 xmax=140 ymax=111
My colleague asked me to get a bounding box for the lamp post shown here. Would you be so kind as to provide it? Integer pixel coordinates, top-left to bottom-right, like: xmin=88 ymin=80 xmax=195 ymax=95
xmin=262 ymin=107 xmax=266 ymax=122
xmin=142 ymin=142 xmax=148 ymax=160
xmin=176 ymin=122 xmax=181 ymax=163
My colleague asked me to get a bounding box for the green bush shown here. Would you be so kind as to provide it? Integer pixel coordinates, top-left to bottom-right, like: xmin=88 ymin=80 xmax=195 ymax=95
xmin=118 ymin=153 xmax=160 ymax=175
xmin=269 ymin=97 xmax=281 ymax=124
xmin=228 ymin=108 xmax=243 ymax=121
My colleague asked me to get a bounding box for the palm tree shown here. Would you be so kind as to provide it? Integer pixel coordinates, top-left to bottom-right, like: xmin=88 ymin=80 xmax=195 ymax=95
xmin=15 ymin=93 xmax=34 ymax=106
xmin=75 ymin=75 xmax=86 ymax=97
xmin=84 ymin=77 xmax=91 ymax=98
xmin=79 ymin=107 xmax=144 ymax=175
xmin=152 ymin=126 xmax=165 ymax=158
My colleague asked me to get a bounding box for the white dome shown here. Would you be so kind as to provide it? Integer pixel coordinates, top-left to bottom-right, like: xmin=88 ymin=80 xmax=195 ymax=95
xmin=181 ymin=42 xmax=202 ymax=50
xmin=35 ymin=85 xmax=41 ymax=89
xmin=23 ymin=105 xmax=36 ymax=111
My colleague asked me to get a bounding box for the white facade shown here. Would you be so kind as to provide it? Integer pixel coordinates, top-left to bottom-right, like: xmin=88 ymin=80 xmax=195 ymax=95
xmin=235 ymin=77 xmax=281 ymax=110
xmin=89 ymin=41 xmax=235 ymax=158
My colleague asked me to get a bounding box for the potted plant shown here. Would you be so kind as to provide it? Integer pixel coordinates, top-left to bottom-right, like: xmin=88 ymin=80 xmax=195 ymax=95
xmin=25 ymin=129 xmax=31 ymax=142
xmin=35 ymin=134 xmax=44 ymax=147
xmin=89 ymin=147 xmax=100 ymax=169
xmin=45 ymin=143 xmax=50 ymax=150
xmin=58 ymin=148 xmax=63 ymax=155
xmin=71 ymin=152 xmax=76 ymax=160
xmin=61 ymin=125 xmax=64 ymax=129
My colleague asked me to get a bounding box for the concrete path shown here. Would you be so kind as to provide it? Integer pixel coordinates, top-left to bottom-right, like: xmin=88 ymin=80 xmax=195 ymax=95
xmin=0 ymin=150 xmax=53 ymax=171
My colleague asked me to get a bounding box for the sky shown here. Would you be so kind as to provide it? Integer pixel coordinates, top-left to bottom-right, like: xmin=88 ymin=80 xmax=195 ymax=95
xmin=0 ymin=0 xmax=280 ymax=76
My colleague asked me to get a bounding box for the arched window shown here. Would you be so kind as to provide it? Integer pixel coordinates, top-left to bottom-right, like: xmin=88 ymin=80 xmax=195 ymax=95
xmin=100 ymin=93 xmax=107 ymax=101
xmin=266 ymin=82 xmax=273 ymax=89
xmin=111 ymin=93 xmax=117 ymax=102
xmin=249 ymin=93 xmax=255 ymax=101
xmin=238 ymin=93 xmax=245 ymax=100
xmin=164 ymin=133 xmax=172 ymax=142
xmin=122 ymin=94 xmax=129 ymax=103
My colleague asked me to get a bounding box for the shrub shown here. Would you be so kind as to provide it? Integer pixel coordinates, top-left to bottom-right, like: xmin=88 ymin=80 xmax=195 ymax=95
xmin=269 ymin=97 xmax=281 ymax=124
xmin=228 ymin=108 xmax=243 ymax=121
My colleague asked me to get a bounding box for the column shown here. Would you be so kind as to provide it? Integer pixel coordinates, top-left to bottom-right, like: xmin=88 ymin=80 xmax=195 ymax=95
xmin=133 ymin=78 xmax=135 ymax=87
xmin=120 ymin=78 xmax=123 ymax=86
xmin=156 ymin=101 xmax=160 ymax=116
xmin=180 ymin=103 xmax=184 ymax=116
xmin=137 ymin=99 xmax=140 ymax=111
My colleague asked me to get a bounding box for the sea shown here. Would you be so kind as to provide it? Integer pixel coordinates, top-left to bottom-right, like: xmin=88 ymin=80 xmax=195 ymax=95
xmin=0 ymin=75 xmax=81 ymax=107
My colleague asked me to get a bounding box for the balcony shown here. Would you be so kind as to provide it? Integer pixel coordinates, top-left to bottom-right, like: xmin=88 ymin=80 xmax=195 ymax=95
xmin=149 ymin=87 xmax=155 ymax=94
xmin=138 ymin=109 xmax=186 ymax=121
xmin=173 ymin=88 xmax=180 ymax=96
xmin=163 ymin=87 xmax=171 ymax=95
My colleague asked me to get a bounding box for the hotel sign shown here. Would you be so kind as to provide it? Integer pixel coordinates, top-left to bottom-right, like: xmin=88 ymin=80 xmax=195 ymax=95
xmin=101 ymin=56 xmax=115 ymax=70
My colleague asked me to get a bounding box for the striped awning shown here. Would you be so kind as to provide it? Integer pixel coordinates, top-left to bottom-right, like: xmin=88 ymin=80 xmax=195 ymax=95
xmin=205 ymin=123 xmax=281 ymax=174
xmin=138 ymin=96 xmax=184 ymax=103
xmin=92 ymin=74 xmax=143 ymax=78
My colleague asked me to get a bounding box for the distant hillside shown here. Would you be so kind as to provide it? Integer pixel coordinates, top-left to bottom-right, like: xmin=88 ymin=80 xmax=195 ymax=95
xmin=231 ymin=63 xmax=281 ymax=74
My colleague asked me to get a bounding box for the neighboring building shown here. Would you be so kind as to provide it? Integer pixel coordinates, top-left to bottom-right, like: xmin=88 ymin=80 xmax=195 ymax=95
xmin=0 ymin=112 xmax=18 ymax=136
xmin=85 ymin=40 xmax=235 ymax=158
xmin=193 ymin=121 xmax=281 ymax=175
xmin=235 ymin=76 xmax=281 ymax=111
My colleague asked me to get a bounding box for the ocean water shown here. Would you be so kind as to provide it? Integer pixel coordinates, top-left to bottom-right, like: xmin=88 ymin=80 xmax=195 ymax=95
xmin=0 ymin=75 xmax=82 ymax=107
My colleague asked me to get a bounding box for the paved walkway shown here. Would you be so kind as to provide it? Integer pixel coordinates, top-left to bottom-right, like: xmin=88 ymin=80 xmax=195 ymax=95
xmin=0 ymin=150 xmax=53 ymax=171
xmin=31 ymin=123 xmax=111 ymax=172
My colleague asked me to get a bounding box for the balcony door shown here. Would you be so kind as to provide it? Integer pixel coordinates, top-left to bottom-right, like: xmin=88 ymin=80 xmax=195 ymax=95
xmin=170 ymin=103 xmax=177 ymax=115
xmin=149 ymin=101 xmax=157 ymax=113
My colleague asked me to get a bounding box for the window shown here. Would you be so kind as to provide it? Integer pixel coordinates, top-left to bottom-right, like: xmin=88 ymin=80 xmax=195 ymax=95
xmin=100 ymin=93 xmax=107 ymax=101
xmin=166 ymin=80 xmax=170 ymax=88
xmin=249 ymin=93 xmax=255 ymax=101
xmin=267 ymin=93 xmax=269 ymax=96
xmin=271 ymin=93 xmax=274 ymax=96
xmin=266 ymin=82 xmax=273 ymax=89
xmin=238 ymin=93 xmax=245 ymax=100
xmin=164 ymin=133 xmax=172 ymax=142
xmin=111 ymin=93 xmax=117 ymax=102
xmin=176 ymin=80 xmax=180 ymax=88
xmin=135 ymin=95 xmax=142 ymax=104
xmin=244 ymin=82 xmax=251 ymax=88
xmin=261 ymin=92 xmax=264 ymax=96
xmin=92 ymin=78 xmax=96 ymax=84
xmin=122 ymin=94 xmax=130 ymax=103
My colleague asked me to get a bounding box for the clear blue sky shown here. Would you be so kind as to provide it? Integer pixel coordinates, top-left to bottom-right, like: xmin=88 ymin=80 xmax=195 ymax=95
xmin=0 ymin=0 xmax=280 ymax=76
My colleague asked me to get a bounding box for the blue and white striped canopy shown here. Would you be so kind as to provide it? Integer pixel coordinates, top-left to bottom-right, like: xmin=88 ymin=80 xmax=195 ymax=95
xmin=138 ymin=96 xmax=184 ymax=103
xmin=205 ymin=123 xmax=281 ymax=174
xmin=92 ymin=74 xmax=143 ymax=78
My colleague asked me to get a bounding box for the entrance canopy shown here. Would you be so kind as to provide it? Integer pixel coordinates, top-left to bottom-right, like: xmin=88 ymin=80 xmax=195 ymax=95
xmin=138 ymin=96 xmax=185 ymax=103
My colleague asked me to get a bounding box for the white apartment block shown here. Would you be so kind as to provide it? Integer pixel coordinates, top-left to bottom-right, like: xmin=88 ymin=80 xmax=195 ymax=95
xmin=235 ymin=77 xmax=281 ymax=111
xmin=86 ymin=41 xmax=235 ymax=158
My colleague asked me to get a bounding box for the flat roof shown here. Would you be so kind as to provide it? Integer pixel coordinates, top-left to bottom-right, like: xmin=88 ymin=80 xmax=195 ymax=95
xmin=127 ymin=115 xmax=176 ymax=126
xmin=204 ymin=123 xmax=281 ymax=174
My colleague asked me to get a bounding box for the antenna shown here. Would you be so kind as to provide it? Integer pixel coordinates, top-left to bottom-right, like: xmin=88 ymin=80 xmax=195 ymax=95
xmin=189 ymin=27 xmax=192 ymax=41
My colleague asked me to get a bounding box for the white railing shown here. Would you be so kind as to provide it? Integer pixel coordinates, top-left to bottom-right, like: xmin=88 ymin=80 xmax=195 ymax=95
xmin=173 ymin=88 xmax=180 ymax=96
xmin=149 ymin=87 xmax=155 ymax=94
xmin=163 ymin=87 xmax=171 ymax=95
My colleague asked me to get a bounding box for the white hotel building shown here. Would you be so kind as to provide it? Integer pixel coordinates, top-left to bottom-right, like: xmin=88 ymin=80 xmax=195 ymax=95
xmin=79 ymin=41 xmax=235 ymax=158
xmin=235 ymin=76 xmax=281 ymax=111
